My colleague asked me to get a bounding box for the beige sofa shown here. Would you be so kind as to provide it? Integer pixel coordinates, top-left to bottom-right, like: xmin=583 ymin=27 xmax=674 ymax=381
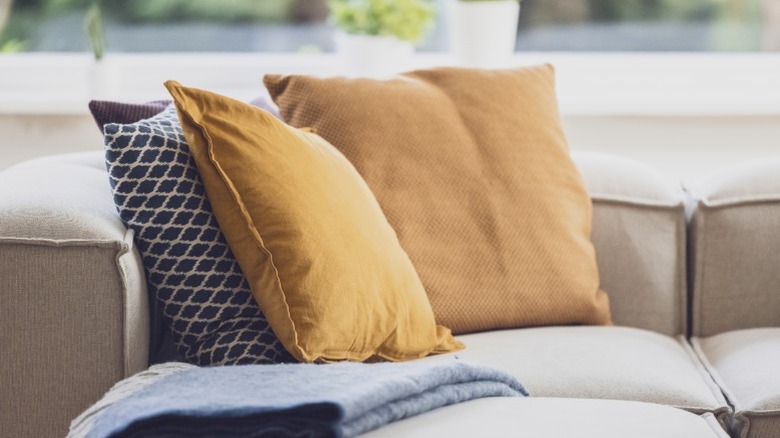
xmin=1 ymin=150 xmax=778 ymax=438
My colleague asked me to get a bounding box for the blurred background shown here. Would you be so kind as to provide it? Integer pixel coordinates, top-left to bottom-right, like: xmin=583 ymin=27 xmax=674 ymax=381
xmin=1 ymin=0 xmax=778 ymax=53
xmin=1 ymin=0 xmax=778 ymax=179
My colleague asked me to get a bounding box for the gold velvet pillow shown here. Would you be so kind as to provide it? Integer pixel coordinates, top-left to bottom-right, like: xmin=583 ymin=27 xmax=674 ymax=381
xmin=165 ymin=81 xmax=462 ymax=363
xmin=265 ymin=65 xmax=612 ymax=334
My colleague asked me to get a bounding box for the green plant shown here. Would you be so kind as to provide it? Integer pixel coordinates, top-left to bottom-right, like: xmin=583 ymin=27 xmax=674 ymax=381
xmin=0 ymin=38 xmax=26 ymax=52
xmin=329 ymin=0 xmax=434 ymax=43
xmin=113 ymin=0 xmax=293 ymax=23
xmin=46 ymin=0 xmax=294 ymax=23
xmin=83 ymin=2 xmax=104 ymax=60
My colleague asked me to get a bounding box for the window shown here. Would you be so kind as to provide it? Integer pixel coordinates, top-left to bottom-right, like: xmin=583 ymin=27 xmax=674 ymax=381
xmin=1 ymin=0 xmax=778 ymax=53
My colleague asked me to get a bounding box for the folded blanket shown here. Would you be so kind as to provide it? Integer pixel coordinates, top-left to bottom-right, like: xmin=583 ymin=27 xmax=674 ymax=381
xmin=71 ymin=359 xmax=527 ymax=438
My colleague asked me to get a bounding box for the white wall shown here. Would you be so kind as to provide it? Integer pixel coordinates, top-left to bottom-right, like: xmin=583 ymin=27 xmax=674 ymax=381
xmin=3 ymin=53 xmax=779 ymax=182
xmin=1 ymin=114 xmax=104 ymax=170
xmin=3 ymin=113 xmax=779 ymax=183
xmin=562 ymin=115 xmax=780 ymax=182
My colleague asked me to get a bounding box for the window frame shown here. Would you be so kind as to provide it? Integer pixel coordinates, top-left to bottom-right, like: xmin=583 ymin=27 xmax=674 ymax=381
xmin=1 ymin=52 xmax=779 ymax=117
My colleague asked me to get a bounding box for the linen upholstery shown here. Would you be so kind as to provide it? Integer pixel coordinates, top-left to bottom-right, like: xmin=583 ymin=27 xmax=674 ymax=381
xmin=0 ymin=150 xmax=693 ymax=437
xmin=167 ymin=81 xmax=461 ymax=362
xmin=0 ymin=153 xmax=148 ymax=438
xmin=265 ymin=65 xmax=611 ymax=334
xmin=365 ymin=398 xmax=729 ymax=438
xmin=692 ymin=329 xmax=780 ymax=438
xmin=416 ymin=326 xmax=731 ymax=425
xmin=572 ymin=151 xmax=687 ymax=336
xmin=686 ymin=157 xmax=780 ymax=336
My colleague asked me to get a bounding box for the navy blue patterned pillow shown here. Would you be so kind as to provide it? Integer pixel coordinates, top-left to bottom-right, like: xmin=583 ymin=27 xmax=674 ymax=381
xmin=103 ymin=106 xmax=294 ymax=365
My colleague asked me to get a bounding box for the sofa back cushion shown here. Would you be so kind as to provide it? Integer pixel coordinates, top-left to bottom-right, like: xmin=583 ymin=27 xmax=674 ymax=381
xmin=265 ymin=65 xmax=611 ymax=334
xmin=686 ymin=157 xmax=780 ymax=336
xmin=572 ymin=151 xmax=687 ymax=336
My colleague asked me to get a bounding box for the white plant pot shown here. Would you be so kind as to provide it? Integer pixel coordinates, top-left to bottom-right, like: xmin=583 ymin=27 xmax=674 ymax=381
xmin=334 ymin=32 xmax=414 ymax=78
xmin=448 ymin=0 xmax=520 ymax=68
xmin=89 ymin=60 xmax=118 ymax=100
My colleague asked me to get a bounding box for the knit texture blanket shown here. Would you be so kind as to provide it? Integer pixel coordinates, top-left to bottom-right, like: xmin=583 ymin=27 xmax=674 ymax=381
xmin=70 ymin=359 xmax=528 ymax=438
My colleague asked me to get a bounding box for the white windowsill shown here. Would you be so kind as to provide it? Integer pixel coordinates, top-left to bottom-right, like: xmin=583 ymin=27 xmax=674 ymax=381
xmin=1 ymin=52 xmax=780 ymax=117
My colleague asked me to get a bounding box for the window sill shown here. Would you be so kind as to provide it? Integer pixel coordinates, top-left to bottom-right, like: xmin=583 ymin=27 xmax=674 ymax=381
xmin=1 ymin=52 xmax=779 ymax=117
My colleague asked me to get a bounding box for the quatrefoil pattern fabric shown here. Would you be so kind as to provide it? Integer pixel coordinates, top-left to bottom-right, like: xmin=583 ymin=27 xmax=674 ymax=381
xmin=103 ymin=106 xmax=293 ymax=365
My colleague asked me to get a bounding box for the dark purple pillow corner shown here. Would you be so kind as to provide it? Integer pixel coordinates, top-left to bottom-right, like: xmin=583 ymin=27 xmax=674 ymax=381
xmin=88 ymin=96 xmax=281 ymax=131
xmin=88 ymin=99 xmax=172 ymax=130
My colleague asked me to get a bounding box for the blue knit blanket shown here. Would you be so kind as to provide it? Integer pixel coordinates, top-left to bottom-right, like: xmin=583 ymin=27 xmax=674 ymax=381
xmin=77 ymin=359 xmax=527 ymax=437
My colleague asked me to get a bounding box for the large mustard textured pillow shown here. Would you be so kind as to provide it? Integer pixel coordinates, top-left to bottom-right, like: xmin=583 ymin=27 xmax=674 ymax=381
xmin=165 ymin=81 xmax=462 ymax=363
xmin=265 ymin=65 xmax=612 ymax=334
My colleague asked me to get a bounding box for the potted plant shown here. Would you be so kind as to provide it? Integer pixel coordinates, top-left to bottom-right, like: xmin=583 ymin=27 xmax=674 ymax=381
xmin=448 ymin=0 xmax=520 ymax=68
xmin=329 ymin=0 xmax=435 ymax=77
xmin=84 ymin=2 xmax=113 ymax=98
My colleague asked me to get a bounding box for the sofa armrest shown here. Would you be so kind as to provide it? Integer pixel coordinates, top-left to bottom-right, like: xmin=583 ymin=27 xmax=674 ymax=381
xmin=0 ymin=152 xmax=149 ymax=438
xmin=686 ymin=157 xmax=780 ymax=336
xmin=571 ymin=151 xmax=687 ymax=336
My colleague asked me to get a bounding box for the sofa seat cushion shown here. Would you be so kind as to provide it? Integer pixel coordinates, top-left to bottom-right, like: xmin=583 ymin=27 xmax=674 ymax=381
xmin=364 ymin=398 xmax=728 ymax=438
xmin=692 ymin=328 xmax=780 ymax=438
xmin=418 ymin=326 xmax=730 ymax=421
